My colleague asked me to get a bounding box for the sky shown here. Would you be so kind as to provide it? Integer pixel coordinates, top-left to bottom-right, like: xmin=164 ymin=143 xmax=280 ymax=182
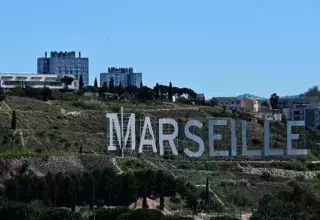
xmin=0 ymin=0 xmax=319 ymax=98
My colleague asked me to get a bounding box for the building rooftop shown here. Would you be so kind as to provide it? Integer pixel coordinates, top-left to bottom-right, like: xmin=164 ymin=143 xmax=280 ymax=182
xmin=211 ymin=97 xmax=239 ymax=101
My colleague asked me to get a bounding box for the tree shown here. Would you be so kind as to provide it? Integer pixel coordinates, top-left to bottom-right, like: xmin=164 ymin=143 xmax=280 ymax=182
xmin=11 ymin=110 xmax=16 ymax=130
xmin=0 ymin=84 xmax=5 ymax=101
xmin=0 ymin=202 xmax=39 ymax=220
xmin=42 ymin=87 xmax=52 ymax=101
xmin=251 ymin=181 xmax=320 ymax=220
xmin=168 ymin=82 xmax=173 ymax=102
xmin=205 ymin=178 xmax=209 ymax=213
xmin=269 ymin=93 xmax=279 ymax=110
xmin=140 ymin=81 xmax=143 ymax=88
xmin=79 ymin=75 xmax=84 ymax=90
xmin=136 ymin=87 xmax=153 ymax=101
xmin=304 ymin=85 xmax=320 ymax=97
xmin=60 ymin=76 xmax=74 ymax=90
xmin=94 ymin=77 xmax=98 ymax=88
xmin=154 ymin=83 xmax=160 ymax=100
xmin=142 ymin=178 xmax=149 ymax=209
xmin=109 ymin=77 xmax=115 ymax=92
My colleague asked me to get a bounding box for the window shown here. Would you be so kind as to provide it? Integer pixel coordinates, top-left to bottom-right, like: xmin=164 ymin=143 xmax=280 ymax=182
xmin=231 ymin=101 xmax=234 ymax=104
xmin=30 ymin=77 xmax=42 ymax=80
xmin=16 ymin=76 xmax=28 ymax=80
xmin=1 ymin=76 xmax=13 ymax=80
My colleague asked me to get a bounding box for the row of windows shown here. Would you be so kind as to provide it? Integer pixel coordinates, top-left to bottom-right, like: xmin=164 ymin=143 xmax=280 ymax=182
xmin=219 ymin=101 xmax=240 ymax=105
xmin=3 ymin=81 xmax=63 ymax=86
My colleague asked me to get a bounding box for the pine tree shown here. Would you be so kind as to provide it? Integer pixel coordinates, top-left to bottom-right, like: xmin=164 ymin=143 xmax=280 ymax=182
xmin=154 ymin=83 xmax=160 ymax=99
xmin=168 ymin=82 xmax=173 ymax=102
xmin=94 ymin=77 xmax=98 ymax=88
xmin=79 ymin=75 xmax=84 ymax=90
xmin=0 ymin=84 xmax=5 ymax=101
xmin=159 ymin=182 xmax=165 ymax=210
xmin=142 ymin=178 xmax=149 ymax=209
xmin=109 ymin=77 xmax=115 ymax=92
xmin=11 ymin=110 xmax=16 ymax=130
xmin=205 ymin=177 xmax=209 ymax=213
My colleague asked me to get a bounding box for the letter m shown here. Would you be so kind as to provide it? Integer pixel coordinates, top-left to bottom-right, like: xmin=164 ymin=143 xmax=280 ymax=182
xmin=106 ymin=113 xmax=136 ymax=151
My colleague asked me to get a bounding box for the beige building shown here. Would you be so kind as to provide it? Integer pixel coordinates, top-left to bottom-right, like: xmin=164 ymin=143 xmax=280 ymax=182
xmin=211 ymin=97 xmax=241 ymax=110
xmin=241 ymin=97 xmax=260 ymax=112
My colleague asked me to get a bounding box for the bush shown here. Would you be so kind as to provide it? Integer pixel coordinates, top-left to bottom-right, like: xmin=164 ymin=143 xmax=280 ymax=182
xmin=307 ymin=162 xmax=320 ymax=171
xmin=251 ymin=138 xmax=262 ymax=145
xmin=295 ymin=175 xmax=305 ymax=182
xmin=169 ymin=197 xmax=181 ymax=204
xmin=38 ymin=208 xmax=82 ymax=220
xmin=220 ymin=180 xmax=236 ymax=186
xmin=210 ymin=216 xmax=239 ymax=220
xmin=72 ymin=100 xmax=104 ymax=110
xmin=117 ymin=209 xmax=165 ymax=220
xmin=0 ymin=202 xmax=38 ymax=220
xmin=168 ymin=215 xmax=194 ymax=220
xmin=260 ymin=172 xmax=272 ymax=181
xmin=94 ymin=207 xmax=129 ymax=220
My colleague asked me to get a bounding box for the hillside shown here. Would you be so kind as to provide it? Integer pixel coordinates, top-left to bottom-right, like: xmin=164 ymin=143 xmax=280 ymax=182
xmin=0 ymin=95 xmax=320 ymax=216
xmin=0 ymin=95 xmax=312 ymax=157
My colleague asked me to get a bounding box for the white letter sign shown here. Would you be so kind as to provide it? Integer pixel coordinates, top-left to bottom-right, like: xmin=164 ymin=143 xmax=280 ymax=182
xmin=242 ymin=120 xmax=262 ymax=156
xmin=184 ymin=120 xmax=204 ymax=158
xmin=159 ymin=119 xmax=179 ymax=156
xmin=139 ymin=117 xmax=157 ymax=153
xmin=287 ymin=121 xmax=307 ymax=156
xmin=209 ymin=120 xmax=229 ymax=157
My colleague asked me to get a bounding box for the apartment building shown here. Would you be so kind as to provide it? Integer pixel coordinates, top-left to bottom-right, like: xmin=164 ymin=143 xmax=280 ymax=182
xmin=0 ymin=73 xmax=79 ymax=90
xmin=100 ymin=67 xmax=142 ymax=88
xmin=37 ymin=51 xmax=89 ymax=86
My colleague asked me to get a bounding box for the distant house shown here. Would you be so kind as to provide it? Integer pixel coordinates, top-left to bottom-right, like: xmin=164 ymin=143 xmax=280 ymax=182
xmin=196 ymin=93 xmax=205 ymax=104
xmin=211 ymin=97 xmax=241 ymax=110
xmin=241 ymin=97 xmax=260 ymax=113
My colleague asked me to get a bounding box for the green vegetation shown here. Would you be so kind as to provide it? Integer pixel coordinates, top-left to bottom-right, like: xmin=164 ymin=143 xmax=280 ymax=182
xmin=11 ymin=110 xmax=16 ymax=130
xmin=251 ymin=181 xmax=320 ymax=219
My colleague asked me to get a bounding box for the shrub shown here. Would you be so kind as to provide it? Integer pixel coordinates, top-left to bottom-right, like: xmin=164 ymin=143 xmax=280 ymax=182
xmin=260 ymin=172 xmax=272 ymax=181
xmin=295 ymin=175 xmax=305 ymax=182
xmin=117 ymin=209 xmax=165 ymax=220
xmin=274 ymin=135 xmax=285 ymax=142
xmin=220 ymin=180 xmax=236 ymax=187
xmin=0 ymin=202 xmax=38 ymax=220
xmin=168 ymin=215 xmax=194 ymax=220
xmin=210 ymin=216 xmax=239 ymax=220
xmin=317 ymin=173 xmax=320 ymax=179
xmin=38 ymin=207 xmax=82 ymax=220
xmin=251 ymin=138 xmax=262 ymax=145
xmin=169 ymin=197 xmax=181 ymax=204
xmin=94 ymin=207 xmax=129 ymax=220
xmin=307 ymin=163 xmax=320 ymax=171
xmin=18 ymin=161 xmax=29 ymax=174
xmin=72 ymin=100 xmax=104 ymax=110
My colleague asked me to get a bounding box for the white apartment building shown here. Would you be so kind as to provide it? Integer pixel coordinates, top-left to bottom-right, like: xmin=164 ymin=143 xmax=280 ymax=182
xmin=0 ymin=73 xmax=79 ymax=90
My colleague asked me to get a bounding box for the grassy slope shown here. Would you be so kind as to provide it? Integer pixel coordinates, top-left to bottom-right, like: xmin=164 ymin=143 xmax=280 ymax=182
xmin=0 ymin=95 xmax=320 ymax=213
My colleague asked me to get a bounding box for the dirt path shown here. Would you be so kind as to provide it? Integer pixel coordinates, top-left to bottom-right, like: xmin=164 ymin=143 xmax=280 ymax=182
xmin=112 ymin=158 xmax=123 ymax=174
